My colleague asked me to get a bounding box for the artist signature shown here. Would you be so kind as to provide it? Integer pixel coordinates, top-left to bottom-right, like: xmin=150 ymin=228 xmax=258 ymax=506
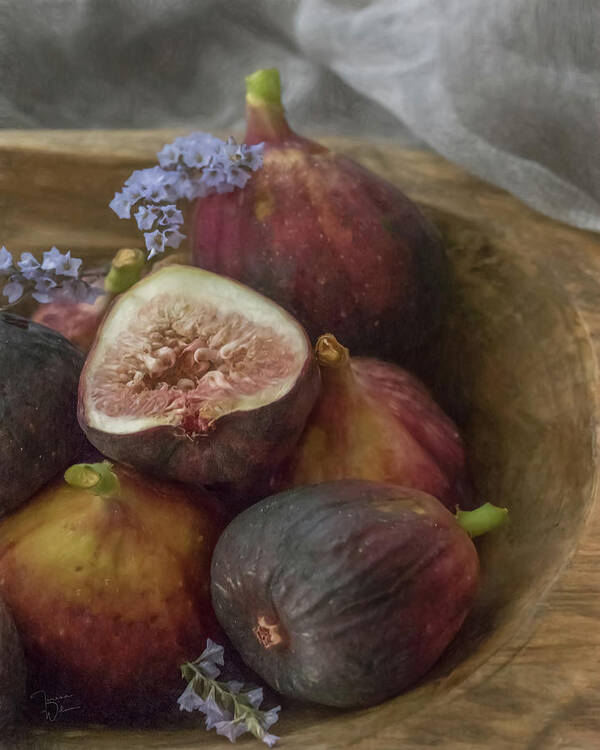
xmin=30 ymin=690 xmax=82 ymax=721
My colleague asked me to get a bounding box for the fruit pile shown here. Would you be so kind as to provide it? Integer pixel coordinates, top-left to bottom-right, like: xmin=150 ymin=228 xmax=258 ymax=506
xmin=0 ymin=69 xmax=507 ymax=743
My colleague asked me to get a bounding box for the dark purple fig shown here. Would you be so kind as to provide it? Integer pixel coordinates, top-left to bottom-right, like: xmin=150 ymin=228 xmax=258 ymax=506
xmin=78 ymin=265 xmax=320 ymax=493
xmin=0 ymin=312 xmax=86 ymax=518
xmin=0 ymin=595 xmax=26 ymax=728
xmin=211 ymin=481 xmax=506 ymax=708
xmin=191 ymin=68 xmax=449 ymax=362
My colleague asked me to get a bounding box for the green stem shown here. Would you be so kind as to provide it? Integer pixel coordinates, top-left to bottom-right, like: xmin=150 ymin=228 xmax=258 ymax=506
xmin=245 ymin=68 xmax=292 ymax=144
xmin=245 ymin=68 xmax=283 ymax=109
xmin=104 ymin=247 xmax=145 ymax=294
xmin=64 ymin=461 xmax=121 ymax=497
xmin=455 ymin=502 xmax=508 ymax=538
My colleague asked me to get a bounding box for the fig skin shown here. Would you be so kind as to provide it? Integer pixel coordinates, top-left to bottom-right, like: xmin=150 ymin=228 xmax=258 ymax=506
xmin=0 ymin=463 xmax=225 ymax=721
xmin=0 ymin=313 xmax=87 ymax=519
xmin=271 ymin=334 xmax=474 ymax=510
xmin=191 ymin=69 xmax=449 ymax=362
xmin=78 ymin=266 xmax=321 ymax=495
xmin=211 ymin=480 xmax=480 ymax=709
xmin=0 ymin=595 xmax=26 ymax=729
xmin=30 ymin=248 xmax=147 ymax=353
xmin=31 ymin=292 xmax=110 ymax=352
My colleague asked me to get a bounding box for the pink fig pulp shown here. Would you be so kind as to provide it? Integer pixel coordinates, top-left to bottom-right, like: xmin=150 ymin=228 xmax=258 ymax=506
xmin=272 ymin=334 xmax=474 ymax=510
xmin=191 ymin=68 xmax=450 ymax=363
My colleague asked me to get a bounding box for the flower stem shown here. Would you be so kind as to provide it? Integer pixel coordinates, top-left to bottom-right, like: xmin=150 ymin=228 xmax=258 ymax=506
xmin=64 ymin=461 xmax=121 ymax=497
xmin=455 ymin=502 xmax=508 ymax=538
xmin=104 ymin=247 xmax=145 ymax=294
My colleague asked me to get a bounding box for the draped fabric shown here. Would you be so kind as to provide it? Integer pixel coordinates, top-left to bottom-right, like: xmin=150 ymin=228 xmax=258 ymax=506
xmin=1 ymin=0 xmax=598 ymax=230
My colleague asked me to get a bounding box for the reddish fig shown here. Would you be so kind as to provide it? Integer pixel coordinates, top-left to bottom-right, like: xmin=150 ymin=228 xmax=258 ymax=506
xmin=31 ymin=248 xmax=145 ymax=352
xmin=0 ymin=461 xmax=224 ymax=719
xmin=191 ymin=68 xmax=449 ymax=362
xmin=271 ymin=334 xmax=473 ymax=510
xmin=78 ymin=265 xmax=320 ymax=493
xmin=211 ymin=480 xmax=507 ymax=708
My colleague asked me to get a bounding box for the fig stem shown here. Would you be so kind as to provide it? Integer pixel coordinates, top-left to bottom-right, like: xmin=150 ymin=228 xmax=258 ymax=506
xmin=245 ymin=68 xmax=292 ymax=143
xmin=245 ymin=68 xmax=283 ymax=109
xmin=64 ymin=461 xmax=121 ymax=497
xmin=455 ymin=502 xmax=509 ymax=538
xmin=104 ymin=247 xmax=145 ymax=294
xmin=315 ymin=334 xmax=350 ymax=368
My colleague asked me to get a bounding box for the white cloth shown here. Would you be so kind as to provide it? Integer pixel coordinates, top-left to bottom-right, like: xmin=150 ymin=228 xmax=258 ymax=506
xmin=1 ymin=0 xmax=598 ymax=230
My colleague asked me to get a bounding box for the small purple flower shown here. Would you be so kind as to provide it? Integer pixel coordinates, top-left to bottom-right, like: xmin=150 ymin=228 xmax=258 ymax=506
xmin=193 ymin=641 xmax=224 ymax=680
xmin=0 ymin=247 xmax=13 ymax=272
xmin=262 ymin=732 xmax=280 ymax=748
xmin=240 ymin=143 xmax=265 ymax=171
xmin=215 ymin=719 xmax=248 ymax=743
xmin=262 ymin=706 xmax=281 ymax=729
xmin=17 ymin=252 xmax=41 ymax=280
xmin=134 ymin=204 xmax=162 ymax=231
xmin=109 ymin=191 xmax=134 ymax=219
xmin=58 ymin=278 xmax=103 ymax=305
xmin=227 ymin=166 xmax=252 ymax=190
xmin=177 ymin=681 xmax=206 ymax=713
xmin=2 ymin=279 xmax=24 ymax=304
xmin=160 ymin=204 xmax=184 ymax=227
xmin=156 ymin=142 xmax=182 ymax=169
xmin=245 ymin=687 xmax=263 ymax=709
xmin=204 ymin=696 xmax=232 ymax=730
xmin=144 ymin=230 xmax=167 ymax=260
xmin=32 ymin=275 xmax=58 ymax=303
xmin=41 ymin=247 xmax=81 ymax=278
xmin=163 ymin=228 xmax=185 ymax=250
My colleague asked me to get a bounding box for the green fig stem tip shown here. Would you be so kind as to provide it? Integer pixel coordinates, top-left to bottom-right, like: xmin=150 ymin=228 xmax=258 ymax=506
xmin=455 ymin=502 xmax=509 ymax=538
xmin=64 ymin=461 xmax=121 ymax=497
xmin=104 ymin=247 xmax=146 ymax=294
xmin=245 ymin=68 xmax=283 ymax=109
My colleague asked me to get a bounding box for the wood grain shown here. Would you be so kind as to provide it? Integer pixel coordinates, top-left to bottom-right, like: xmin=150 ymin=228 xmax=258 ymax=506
xmin=1 ymin=130 xmax=599 ymax=750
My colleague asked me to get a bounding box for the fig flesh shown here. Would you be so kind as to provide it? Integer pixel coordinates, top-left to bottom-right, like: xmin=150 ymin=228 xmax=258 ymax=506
xmin=272 ymin=334 xmax=474 ymax=510
xmin=0 ymin=462 xmax=224 ymax=720
xmin=211 ymin=480 xmax=480 ymax=708
xmin=0 ymin=313 xmax=86 ymax=518
xmin=79 ymin=265 xmax=320 ymax=492
xmin=192 ymin=69 xmax=449 ymax=362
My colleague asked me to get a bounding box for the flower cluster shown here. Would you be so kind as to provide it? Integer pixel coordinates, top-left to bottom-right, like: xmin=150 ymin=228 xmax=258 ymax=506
xmin=0 ymin=246 xmax=102 ymax=307
xmin=110 ymin=133 xmax=264 ymax=260
xmin=179 ymin=640 xmax=280 ymax=746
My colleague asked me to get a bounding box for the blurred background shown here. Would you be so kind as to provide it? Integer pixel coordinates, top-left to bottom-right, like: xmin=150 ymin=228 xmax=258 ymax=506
xmin=0 ymin=0 xmax=598 ymax=231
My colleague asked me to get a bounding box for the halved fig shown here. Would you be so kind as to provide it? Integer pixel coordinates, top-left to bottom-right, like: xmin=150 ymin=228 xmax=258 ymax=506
xmin=78 ymin=265 xmax=320 ymax=493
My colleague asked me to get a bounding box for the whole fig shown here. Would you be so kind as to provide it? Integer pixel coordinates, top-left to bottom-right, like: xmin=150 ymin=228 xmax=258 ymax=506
xmin=272 ymin=334 xmax=473 ymax=510
xmin=211 ymin=481 xmax=505 ymax=708
xmin=0 ymin=313 xmax=86 ymax=518
xmin=0 ymin=461 xmax=224 ymax=720
xmin=191 ymin=68 xmax=449 ymax=362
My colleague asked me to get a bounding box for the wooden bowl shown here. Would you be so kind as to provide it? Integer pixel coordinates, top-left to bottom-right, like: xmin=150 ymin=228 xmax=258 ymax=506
xmin=1 ymin=132 xmax=599 ymax=749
